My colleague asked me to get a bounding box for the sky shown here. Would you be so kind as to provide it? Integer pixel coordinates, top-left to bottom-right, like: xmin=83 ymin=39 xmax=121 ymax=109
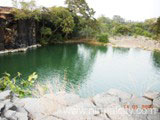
xmin=0 ymin=0 xmax=160 ymax=21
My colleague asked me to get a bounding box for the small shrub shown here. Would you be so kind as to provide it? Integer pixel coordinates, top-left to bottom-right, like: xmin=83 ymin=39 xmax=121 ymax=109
xmin=0 ymin=72 xmax=38 ymax=98
xmin=143 ymin=31 xmax=152 ymax=38
xmin=41 ymin=27 xmax=52 ymax=36
xmin=39 ymin=38 xmax=49 ymax=45
xmin=96 ymin=33 xmax=109 ymax=43
xmin=50 ymin=33 xmax=63 ymax=43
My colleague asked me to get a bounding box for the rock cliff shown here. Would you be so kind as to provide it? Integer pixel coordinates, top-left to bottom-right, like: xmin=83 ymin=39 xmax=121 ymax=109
xmin=0 ymin=7 xmax=37 ymax=51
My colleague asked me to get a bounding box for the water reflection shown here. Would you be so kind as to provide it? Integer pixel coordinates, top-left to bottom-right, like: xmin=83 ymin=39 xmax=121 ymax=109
xmin=112 ymin=47 xmax=130 ymax=54
xmin=152 ymin=51 xmax=160 ymax=70
xmin=0 ymin=44 xmax=160 ymax=97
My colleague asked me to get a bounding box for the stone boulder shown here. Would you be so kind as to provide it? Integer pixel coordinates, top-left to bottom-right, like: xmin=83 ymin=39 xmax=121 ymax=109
xmin=18 ymin=92 xmax=82 ymax=120
xmin=144 ymin=91 xmax=160 ymax=100
xmin=0 ymin=91 xmax=29 ymax=120
xmin=107 ymin=88 xmax=132 ymax=100
xmin=153 ymin=97 xmax=160 ymax=108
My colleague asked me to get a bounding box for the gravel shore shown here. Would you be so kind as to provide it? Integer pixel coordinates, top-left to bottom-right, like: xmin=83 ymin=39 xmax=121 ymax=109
xmin=109 ymin=36 xmax=160 ymax=51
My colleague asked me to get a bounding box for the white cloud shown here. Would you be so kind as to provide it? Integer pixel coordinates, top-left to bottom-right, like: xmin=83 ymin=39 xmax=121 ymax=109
xmin=0 ymin=0 xmax=160 ymax=21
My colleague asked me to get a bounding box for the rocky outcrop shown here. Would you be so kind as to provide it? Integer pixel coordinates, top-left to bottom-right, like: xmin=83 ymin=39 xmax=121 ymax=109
xmin=0 ymin=89 xmax=160 ymax=120
xmin=0 ymin=7 xmax=37 ymax=51
xmin=15 ymin=19 xmax=36 ymax=48
xmin=0 ymin=19 xmax=5 ymax=50
xmin=0 ymin=44 xmax=41 ymax=54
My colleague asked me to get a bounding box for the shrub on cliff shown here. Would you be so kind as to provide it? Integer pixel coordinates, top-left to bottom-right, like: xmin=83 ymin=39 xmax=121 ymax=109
xmin=96 ymin=33 xmax=109 ymax=43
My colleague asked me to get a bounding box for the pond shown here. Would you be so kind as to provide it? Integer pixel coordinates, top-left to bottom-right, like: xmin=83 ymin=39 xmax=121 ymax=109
xmin=0 ymin=44 xmax=160 ymax=97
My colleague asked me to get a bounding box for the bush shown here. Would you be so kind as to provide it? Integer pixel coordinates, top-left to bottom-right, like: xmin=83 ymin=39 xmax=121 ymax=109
xmin=0 ymin=72 xmax=38 ymax=98
xmin=39 ymin=38 xmax=49 ymax=45
xmin=50 ymin=34 xmax=64 ymax=43
xmin=143 ymin=31 xmax=152 ymax=38
xmin=96 ymin=33 xmax=109 ymax=43
xmin=113 ymin=25 xmax=130 ymax=35
xmin=41 ymin=27 xmax=52 ymax=36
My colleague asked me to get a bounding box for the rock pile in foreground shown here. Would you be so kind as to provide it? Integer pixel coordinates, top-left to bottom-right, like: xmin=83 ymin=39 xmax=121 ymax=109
xmin=0 ymin=89 xmax=160 ymax=120
xmin=0 ymin=90 xmax=30 ymax=120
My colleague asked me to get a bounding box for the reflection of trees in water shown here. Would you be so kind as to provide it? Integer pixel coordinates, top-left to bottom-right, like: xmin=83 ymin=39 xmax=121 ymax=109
xmin=31 ymin=44 xmax=108 ymax=91
xmin=56 ymin=44 xmax=108 ymax=91
xmin=112 ymin=47 xmax=130 ymax=54
xmin=152 ymin=51 xmax=160 ymax=70
xmin=0 ymin=44 xmax=108 ymax=92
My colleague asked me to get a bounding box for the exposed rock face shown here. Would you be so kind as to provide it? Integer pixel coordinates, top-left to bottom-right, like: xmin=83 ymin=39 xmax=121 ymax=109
xmin=0 ymin=19 xmax=5 ymax=50
xmin=0 ymin=7 xmax=37 ymax=51
xmin=15 ymin=19 xmax=36 ymax=48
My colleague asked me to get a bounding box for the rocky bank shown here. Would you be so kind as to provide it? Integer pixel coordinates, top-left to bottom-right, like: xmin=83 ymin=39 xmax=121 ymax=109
xmin=0 ymin=89 xmax=160 ymax=120
xmin=110 ymin=36 xmax=160 ymax=51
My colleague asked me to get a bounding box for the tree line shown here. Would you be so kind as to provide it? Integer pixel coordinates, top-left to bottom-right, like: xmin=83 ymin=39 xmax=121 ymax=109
xmin=11 ymin=0 xmax=160 ymax=44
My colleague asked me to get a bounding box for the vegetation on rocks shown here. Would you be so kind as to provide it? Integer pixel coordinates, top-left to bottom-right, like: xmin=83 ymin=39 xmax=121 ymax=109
xmin=10 ymin=0 xmax=98 ymax=45
xmin=97 ymin=15 xmax=160 ymax=41
xmin=0 ymin=72 xmax=38 ymax=97
xmin=0 ymin=0 xmax=156 ymax=47
xmin=96 ymin=33 xmax=109 ymax=43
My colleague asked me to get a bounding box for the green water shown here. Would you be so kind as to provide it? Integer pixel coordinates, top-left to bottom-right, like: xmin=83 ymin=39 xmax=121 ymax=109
xmin=0 ymin=44 xmax=160 ymax=97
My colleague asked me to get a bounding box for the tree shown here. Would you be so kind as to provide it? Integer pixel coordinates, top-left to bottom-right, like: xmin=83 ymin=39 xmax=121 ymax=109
xmin=97 ymin=16 xmax=113 ymax=34
xmin=113 ymin=25 xmax=130 ymax=35
xmin=12 ymin=0 xmax=41 ymax=20
xmin=155 ymin=17 xmax=160 ymax=35
xmin=65 ymin=0 xmax=95 ymax=20
xmin=49 ymin=7 xmax=75 ymax=36
xmin=113 ymin=15 xmax=125 ymax=24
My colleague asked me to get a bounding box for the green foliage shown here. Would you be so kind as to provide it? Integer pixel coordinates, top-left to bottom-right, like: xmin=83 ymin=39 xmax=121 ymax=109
xmin=96 ymin=33 xmax=109 ymax=43
xmin=11 ymin=0 xmax=42 ymax=20
xmin=154 ymin=17 xmax=160 ymax=35
xmin=153 ymin=51 xmax=160 ymax=68
xmin=65 ymin=0 xmax=95 ymax=20
xmin=11 ymin=0 xmax=159 ymax=43
xmin=113 ymin=15 xmax=125 ymax=24
xmin=0 ymin=72 xmax=38 ymax=98
xmin=133 ymin=27 xmax=144 ymax=35
xmin=50 ymin=34 xmax=63 ymax=43
xmin=113 ymin=25 xmax=130 ymax=35
xmin=39 ymin=38 xmax=49 ymax=45
xmin=78 ymin=26 xmax=97 ymax=38
xmin=49 ymin=7 xmax=75 ymax=35
xmin=41 ymin=27 xmax=52 ymax=36
xmin=143 ymin=31 xmax=152 ymax=38
xmin=97 ymin=15 xmax=158 ymax=39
